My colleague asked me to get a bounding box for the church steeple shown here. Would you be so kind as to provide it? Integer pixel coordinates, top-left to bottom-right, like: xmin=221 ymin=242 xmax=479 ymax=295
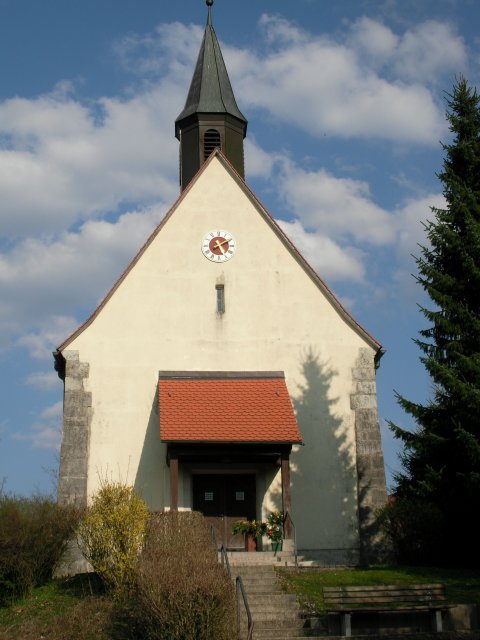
xmin=175 ymin=0 xmax=248 ymax=191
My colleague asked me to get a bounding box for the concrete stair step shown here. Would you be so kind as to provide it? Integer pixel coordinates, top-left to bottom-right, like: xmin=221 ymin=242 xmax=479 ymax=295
xmin=236 ymin=576 xmax=280 ymax=581
xmin=233 ymin=572 xmax=280 ymax=580
xmin=234 ymin=570 xmax=279 ymax=577
xmin=240 ymin=586 xmax=283 ymax=595
xmin=254 ymin=631 xmax=326 ymax=639
xmin=249 ymin=632 xmax=326 ymax=639
xmin=224 ymin=551 xmax=303 ymax=566
xmin=240 ymin=621 xmax=304 ymax=631
xmin=237 ymin=576 xmax=281 ymax=580
xmin=254 ymin=636 xmax=319 ymax=640
xmin=236 ymin=577 xmax=282 ymax=586
xmin=232 ymin=559 xmax=322 ymax=639
xmin=247 ymin=595 xmax=298 ymax=605
xmin=244 ymin=611 xmax=302 ymax=623
xmin=249 ymin=607 xmax=301 ymax=617
xmin=240 ymin=619 xmax=305 ymax=631
xmin=237 ymin=584 xmax=281 ymax=591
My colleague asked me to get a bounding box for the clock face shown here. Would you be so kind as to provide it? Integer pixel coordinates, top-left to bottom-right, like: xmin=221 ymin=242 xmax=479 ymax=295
xmin=201 ymin=230 xmax=237 ymax=262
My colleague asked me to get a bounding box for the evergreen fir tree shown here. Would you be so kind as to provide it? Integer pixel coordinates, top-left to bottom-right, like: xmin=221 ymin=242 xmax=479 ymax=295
xmin=390 ymin=77 xmax=480 ymax=566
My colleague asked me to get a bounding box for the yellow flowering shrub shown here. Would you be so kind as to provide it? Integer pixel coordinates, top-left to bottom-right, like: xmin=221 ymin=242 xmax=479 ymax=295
xmin=77 ymin=482 xmax=149 ymax=593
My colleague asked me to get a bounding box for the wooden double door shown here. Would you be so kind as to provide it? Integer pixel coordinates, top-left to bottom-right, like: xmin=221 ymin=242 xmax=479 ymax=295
xmin=193 ymin=474 xmax=256 ymax=549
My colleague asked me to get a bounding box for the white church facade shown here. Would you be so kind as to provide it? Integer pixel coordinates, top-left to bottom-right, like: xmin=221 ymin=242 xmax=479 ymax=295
xmin=55 ymin=1 xmax=387 ymax=565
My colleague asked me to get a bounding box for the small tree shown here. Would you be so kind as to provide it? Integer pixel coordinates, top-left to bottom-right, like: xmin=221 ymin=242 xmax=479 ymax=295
xmin=390 ymin=77 xmax=480 ymax=567
xmin=77 ymin=482 xmax=149 ymax=593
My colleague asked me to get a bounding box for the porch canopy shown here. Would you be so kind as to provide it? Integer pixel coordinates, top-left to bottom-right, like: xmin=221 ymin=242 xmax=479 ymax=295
xmin=158 ymin=371 xmax=302 ymax=535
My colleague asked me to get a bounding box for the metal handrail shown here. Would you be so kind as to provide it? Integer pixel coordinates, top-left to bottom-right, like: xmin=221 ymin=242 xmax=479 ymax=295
xmin=219 ymin=543 xmax=231 ymax=579
xmin=210 ymin=526 xmax=254 ymax=640
xmin=236 ymin=575 xmax=254 ymax=640
xmin=283 ymin=510 xmax=298 ymax=568
xmin=210 ymin=523 xmax=218 ymax=548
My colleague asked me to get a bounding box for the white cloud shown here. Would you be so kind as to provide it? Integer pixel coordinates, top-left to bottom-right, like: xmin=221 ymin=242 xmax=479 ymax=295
xmin=244 ymin=138 xmax=278 ymax=180
xmin=392 ymin=192 xmax=446 ymax=299
xmin=348 ymin=17 xmax=466 ymax=85
xmin=349 ymin=17 xmax=399 ymax=64
xmin=231 ymin=14 xmax=445 ymax=144
xmin=278 ymin=162 xmax=396 ymax=245
xmin=30 ymin=426 xmax=61 ymax=450
xmin=113 ymin=21 xmax=203 ymax=76
xmin=269 ymin=155 xmax=445 ymax=287
xmin=0 ymin=204 xmax=166 ymax=346
xmin=277 ymin=219 xmax=366 ymax=282
xmin=12 ymin=401 xmax=63 ymax=451
xmin=41 ymin=402 xmax=63 ymax=420
xmin=0 ymin=85 xmax=180 ymax=238
xmin=25 ymin=371 xmax=61 ymax=391
xmin=258 ymin=13 xmax=307 ymax=45
xmin=111 ymin=16 xmax=451 ymax=146
xmin=0 ymin=15 xmax=453 ymax=245
xmin=396 ymin=193 xmax=445 ymax=258
xmin=394 ymin=21 xmax=467 ymax=83
xmin=17 ymin=317 xmax=79 ymax=360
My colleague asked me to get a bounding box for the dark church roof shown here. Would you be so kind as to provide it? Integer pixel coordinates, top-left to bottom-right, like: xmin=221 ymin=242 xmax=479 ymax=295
xmin=175 ymin=0 xmax=247 ymax=137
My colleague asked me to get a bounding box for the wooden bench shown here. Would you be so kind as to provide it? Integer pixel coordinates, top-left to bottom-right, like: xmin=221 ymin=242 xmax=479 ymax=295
xmin=323 ymin=584 xmax=451 ymax=636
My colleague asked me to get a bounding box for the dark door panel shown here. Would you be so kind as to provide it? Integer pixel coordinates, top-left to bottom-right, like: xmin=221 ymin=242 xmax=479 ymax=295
xmin=193 ymin=474 xmax=256 ymax=549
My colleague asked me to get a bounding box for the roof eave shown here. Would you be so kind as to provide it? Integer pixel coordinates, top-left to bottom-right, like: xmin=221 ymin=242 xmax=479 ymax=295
xmin=162 ymin=439 xmax=303 ymax=445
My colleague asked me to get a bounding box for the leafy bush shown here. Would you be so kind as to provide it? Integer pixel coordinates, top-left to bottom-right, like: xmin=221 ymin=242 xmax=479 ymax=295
xmin=127 ymin=511 xmax=235 ymax=640
xmin=0 ymin=494 xmax=81 ymax=605
xmin=232 ymin=518 xmax=266 ymax=537
xmin=77 ymin=482 xmax=149 ymax=594
xmin=376 ymin=496 xmax=444 ymax=565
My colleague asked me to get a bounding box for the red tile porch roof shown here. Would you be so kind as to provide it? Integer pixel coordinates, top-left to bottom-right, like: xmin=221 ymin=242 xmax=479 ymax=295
xmin=158 ymin=372 xmax=302 ymax=444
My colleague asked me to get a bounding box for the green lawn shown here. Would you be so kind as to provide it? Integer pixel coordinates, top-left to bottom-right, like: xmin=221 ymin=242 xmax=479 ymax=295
xmin=276 ymin=566 xmax=480 ymax=614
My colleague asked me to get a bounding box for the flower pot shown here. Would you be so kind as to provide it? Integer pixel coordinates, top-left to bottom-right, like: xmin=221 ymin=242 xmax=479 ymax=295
xmin=271 ymin=541 xmax=282 ymax=553
xmin=245 ymin=532 xmax=257 ymax=552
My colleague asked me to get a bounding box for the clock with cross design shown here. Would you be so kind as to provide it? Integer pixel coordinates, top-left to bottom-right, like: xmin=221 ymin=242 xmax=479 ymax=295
xmin=201 ymin=230 xmax=237 ymax=262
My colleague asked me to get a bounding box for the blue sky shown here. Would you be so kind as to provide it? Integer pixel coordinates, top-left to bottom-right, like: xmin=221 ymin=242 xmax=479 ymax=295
xmin=1 ymin=0 xmax=479 ymax=496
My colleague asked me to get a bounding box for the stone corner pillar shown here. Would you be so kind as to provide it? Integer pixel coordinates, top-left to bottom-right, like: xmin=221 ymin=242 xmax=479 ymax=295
xmin=351 ymin=348 xmax=389 ymax=565
xmin=57 ymin=350 xmax=91 ymax=508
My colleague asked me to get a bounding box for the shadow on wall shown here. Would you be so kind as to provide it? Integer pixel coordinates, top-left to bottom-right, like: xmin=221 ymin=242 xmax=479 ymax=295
xmin=271 ymin=349 xmax=360 ymax=563
xmin=134 ymin=386 xmax=167 ymax=511
xmin=357 ymin=463 xmax=391 ymax=565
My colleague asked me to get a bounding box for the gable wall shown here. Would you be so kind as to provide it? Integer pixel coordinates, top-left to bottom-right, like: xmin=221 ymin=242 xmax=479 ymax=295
xmin=63 ymin=158 xmax=385 ymax=554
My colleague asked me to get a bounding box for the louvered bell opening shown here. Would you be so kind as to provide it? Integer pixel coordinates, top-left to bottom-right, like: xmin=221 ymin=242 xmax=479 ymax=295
xmin=204 ymin=128 xmax=221 ymax=161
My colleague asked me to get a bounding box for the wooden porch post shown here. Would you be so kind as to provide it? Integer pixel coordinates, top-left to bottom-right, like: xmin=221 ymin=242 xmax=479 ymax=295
xmin=281 ymin=451 xmax=292 ymax=539
xmin=170 ymin=455 xmax=178 ymax=512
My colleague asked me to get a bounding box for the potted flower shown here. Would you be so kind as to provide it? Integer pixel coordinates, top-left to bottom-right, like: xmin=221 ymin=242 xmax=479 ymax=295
xmin=266 ymin=511 xmax=283 ymax=553
xmin=232 ymin=519 xmax=266 ymax=551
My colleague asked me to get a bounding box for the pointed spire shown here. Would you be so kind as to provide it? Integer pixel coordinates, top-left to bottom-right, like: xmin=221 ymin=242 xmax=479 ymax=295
xmin=207 ymin=0 xmax=213 ymax=26
xmin=175 ymin=0 xmax=248 ymax=190
xmin=176 ymin=1 xmax=247 ymax=130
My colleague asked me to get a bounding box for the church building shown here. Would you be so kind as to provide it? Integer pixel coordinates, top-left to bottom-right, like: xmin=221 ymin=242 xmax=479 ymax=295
xmin=54 ymin=1 xmax=387 ymax=565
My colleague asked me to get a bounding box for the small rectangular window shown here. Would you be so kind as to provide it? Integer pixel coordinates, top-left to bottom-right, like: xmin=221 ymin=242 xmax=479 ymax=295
xmin=216 ymin=284 xmax=225 ymax=315
xmin=205 ymin=492 xmax=214 ymax=502
xmin=235 ymin=491 xmax=245 ymax=501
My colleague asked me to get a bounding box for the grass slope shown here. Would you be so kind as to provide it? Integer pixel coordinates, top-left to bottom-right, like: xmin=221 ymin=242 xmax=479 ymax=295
xmin=0 ymin=574 xmax=112 ymax=640
xmin=1 ymin=566 xmax=480 ymax=639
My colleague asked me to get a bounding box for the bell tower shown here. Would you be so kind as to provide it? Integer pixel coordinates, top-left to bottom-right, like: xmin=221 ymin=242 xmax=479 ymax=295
xmin=175 ymin=0 xmax=248 ymax=191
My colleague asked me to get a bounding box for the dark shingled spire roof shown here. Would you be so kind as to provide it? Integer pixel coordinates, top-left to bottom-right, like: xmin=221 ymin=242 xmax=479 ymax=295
xmin=175 ymin=2 xmax=247 ymax=136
